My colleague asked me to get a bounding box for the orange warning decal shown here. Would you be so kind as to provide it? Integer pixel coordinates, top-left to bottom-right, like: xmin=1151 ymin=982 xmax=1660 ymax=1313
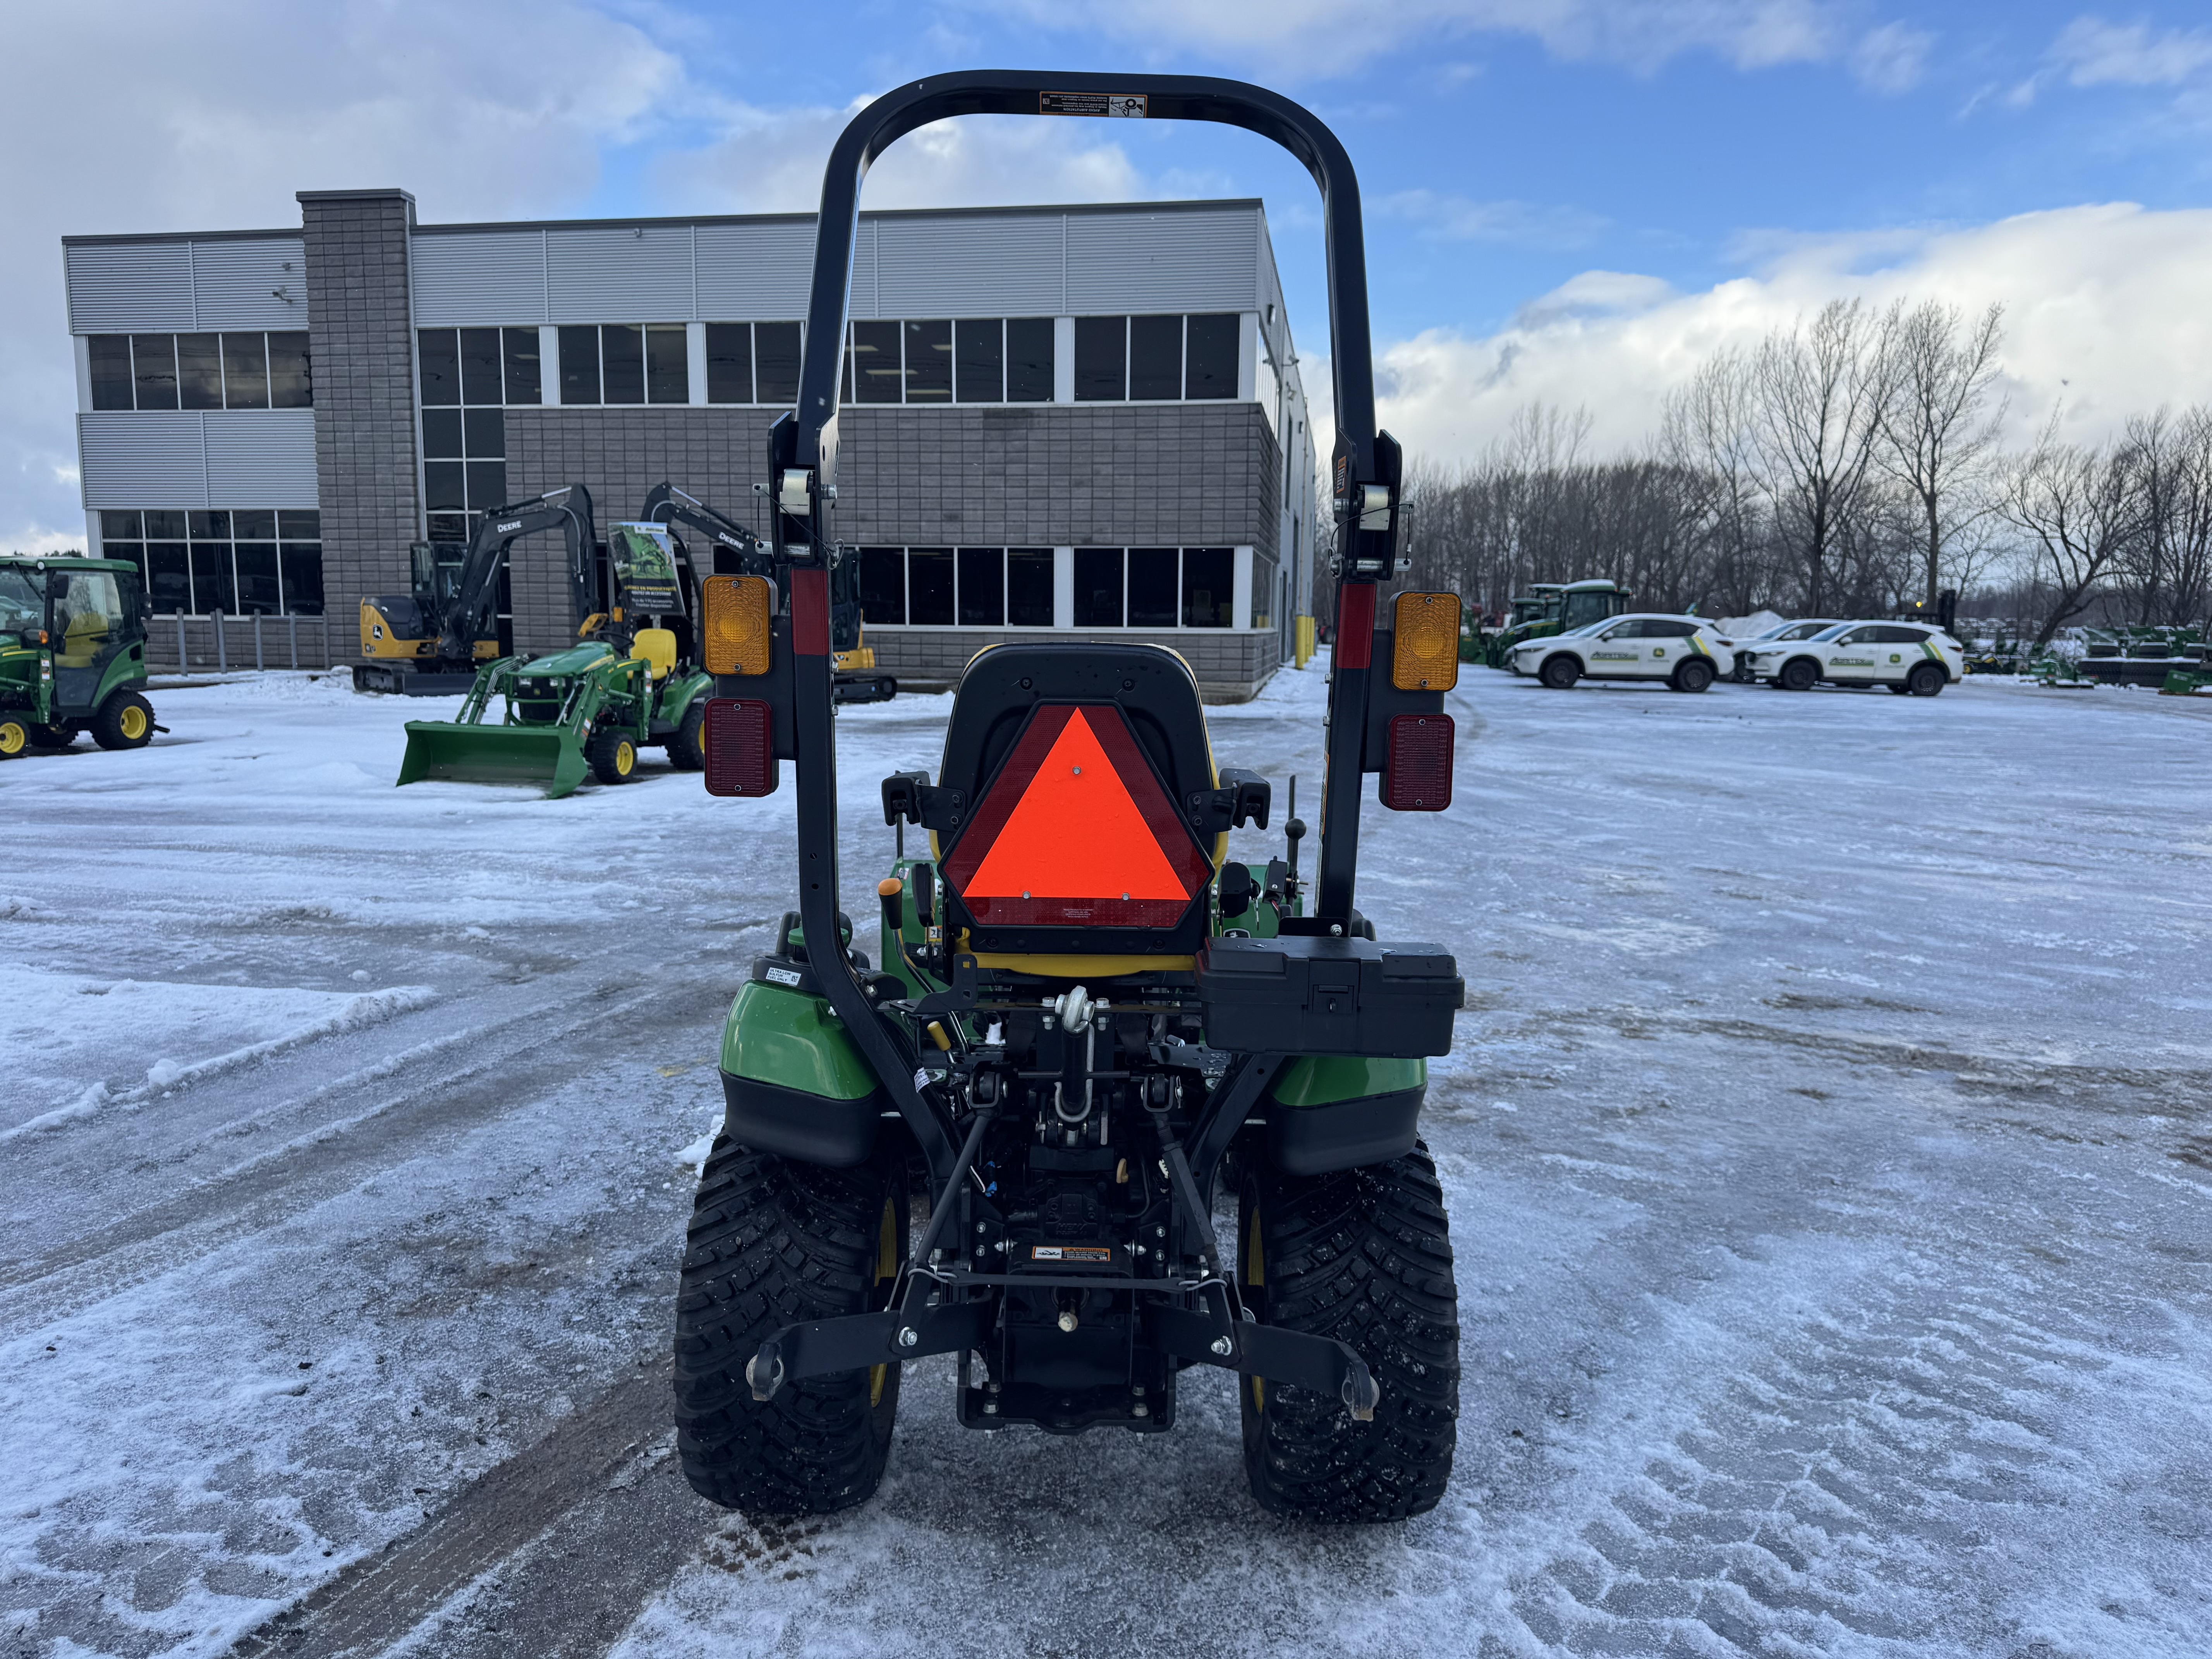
xmin=942 ymin=703 xmax=1212 ymax=928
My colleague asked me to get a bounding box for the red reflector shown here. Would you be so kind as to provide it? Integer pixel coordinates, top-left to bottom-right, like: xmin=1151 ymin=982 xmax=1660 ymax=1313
xmin=1381 ymin=713 xmax=1453 ymax=811
xmin=702 ymin=697 xmax=776 ymax=797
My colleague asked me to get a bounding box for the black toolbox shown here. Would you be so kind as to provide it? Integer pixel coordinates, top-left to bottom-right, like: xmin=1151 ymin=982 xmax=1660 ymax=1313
xmin=1195 ymin=934 xmax=1462 ymax=1057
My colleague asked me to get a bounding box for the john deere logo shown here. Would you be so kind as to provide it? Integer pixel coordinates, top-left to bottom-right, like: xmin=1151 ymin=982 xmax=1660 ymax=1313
xmin=1889 ymin=653 xmax=1902 ymax=663
xmin=497 ymin=519 xmax=522 ymax=533
xmin=1652 ymin=646 xmax=1666 ymax=658
xmin=371 ymin=624 xmax=383 ymax=640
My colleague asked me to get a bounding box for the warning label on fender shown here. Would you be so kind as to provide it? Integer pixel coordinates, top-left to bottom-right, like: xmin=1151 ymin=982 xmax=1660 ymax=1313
xmin=1030 ymin=1245 xmax=1113 ymax=1262
xmin=1041 ymin=91 xmax=1147 ymax=118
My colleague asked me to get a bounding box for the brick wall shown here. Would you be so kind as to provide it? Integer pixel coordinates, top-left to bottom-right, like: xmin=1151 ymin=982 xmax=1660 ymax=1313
xmin=298 ymin=190 xmax=419 ymax=661
xmin=869 ymin=626 xmax=1281 ymax=702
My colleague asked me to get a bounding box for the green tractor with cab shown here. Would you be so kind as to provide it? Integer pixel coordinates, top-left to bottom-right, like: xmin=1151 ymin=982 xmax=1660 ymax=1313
xmin=0 ymin=554 xmax=160 ymax=760
xmin=671 ymin=72 xmax=1467 ymax=1524
xmin=1485 ymin=577 xmax=1632 ymax=668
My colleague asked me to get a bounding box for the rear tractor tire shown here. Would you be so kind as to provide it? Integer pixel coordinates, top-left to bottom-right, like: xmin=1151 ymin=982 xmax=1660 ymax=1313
xmin=674 ymin=1143 xmax=908 ymax=1516
xmin=587 ymin=725 xmax=637 ymax=785
xmin=1238 ymin=1146 xmax=1460 ymax=1523
xmin=91 ymin=690 xmax=154 ymax=750
xmin=667 ymin=702 xmax=707 ymax=772
xmin=1672 ymin=659 xmax=1715 ymax=694
xmin=1539 ymin=654 xmax=1580 ymax=690
xmin=1778 ymin=657 xmax=1820 ymax=692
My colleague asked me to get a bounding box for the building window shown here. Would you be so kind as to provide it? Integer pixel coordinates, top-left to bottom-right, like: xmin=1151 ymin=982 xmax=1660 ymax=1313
xmin=856 ymin=546 xmax=1060 ymax=628
xmin=1007 ymin=319 xmax=1054 ymax=402
xmin=537 ymin=324 xmax=685 ymax=407
xmin=955 ymin=319 xmax=1001 ymax=402
xmin=100 ymin=508 xmax=323 ymax=617
xmin=956 ymin=546 xmax=1002 ymax=625
xmin=835 ymin=318 xmax=1056 ymax=405
xmin=1182 ymin=546 xmax=1234 ymax=627
xmin=1128 ymin=546 xmax=1178 ymax=627
xmin=1129 ymin=317 xmax=1182 ymax=401
xmin=602 ymin=325 xmax=645 ymax=404
xmin=1008 ymin=548 xmax=1053 ymax=625
xmin=858 ymin=545 xmax=905 ymax=625
xmin=706 ymin=323 xmax=752 ymax=404
xmin=1074 ymin=318 xmax=1125 ymax=402
xmin=1072 ymin=547 xmax=1237 ymax=629
xmin=418 ymin=326 xmax=534 ymax=536
xmin=86 ymin=332 xmax=310 ymax=411
xmin=907 ymin=547 xmax=954 ymax=625
xmin=1185 ymin=314 xmax=1239 ymax=399
xmin=906 ymin=321 xmax=952 ymax=402
xmin=1075 ymin=547 xmax=1123 ymax=626
xmin=1073 ymin=314 xmax=1241 ymax=402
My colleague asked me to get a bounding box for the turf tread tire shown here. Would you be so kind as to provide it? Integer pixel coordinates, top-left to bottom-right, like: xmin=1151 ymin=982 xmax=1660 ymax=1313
xmin=586 ymin=725 xmax=636 ymax=784
xmin=673 ymin=1141 xmax=903 ymax=1516
xmin=1240 ymin=1144 xmax=1460 ymax=1523
xmin=667 ymin=702 xmax=707 ymax=771
xmin=91 ymin=690 xmax=154 ymax=750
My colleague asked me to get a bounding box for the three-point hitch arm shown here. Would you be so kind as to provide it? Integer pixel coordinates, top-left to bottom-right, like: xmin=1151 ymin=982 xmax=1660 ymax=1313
xmin=436 ymin=484 xmax=601 ymax=663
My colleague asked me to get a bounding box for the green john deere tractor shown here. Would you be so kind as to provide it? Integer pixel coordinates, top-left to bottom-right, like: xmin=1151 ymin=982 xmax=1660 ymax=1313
xmin=393 ymin=488 xmax=718 ymax=797
xmin=0 ymin=555 xmax=160 ymax=761
xmin=1485 ymin=578 xmax=1631 ymax=668
xmin=670 ymin=72 xmax=1466 ymax=1524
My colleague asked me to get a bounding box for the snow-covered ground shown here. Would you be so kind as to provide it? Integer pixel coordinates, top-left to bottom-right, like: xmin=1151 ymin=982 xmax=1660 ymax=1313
xmin=3 ymin=663 xmax=2210 ymax=1657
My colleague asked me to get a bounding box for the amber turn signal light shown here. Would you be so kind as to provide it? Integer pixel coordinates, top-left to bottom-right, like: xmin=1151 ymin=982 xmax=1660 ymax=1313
xmin=1391 ymin=591 xmax=1461 ymax=690
xmin=702 ymin=575 xmax=773 ymax=676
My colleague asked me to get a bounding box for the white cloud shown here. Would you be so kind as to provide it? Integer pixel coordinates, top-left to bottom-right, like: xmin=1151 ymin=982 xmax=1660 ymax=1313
xmin=2048 ymin=15 xmax=2212 ymax=87
xmin=1358 ymin=204 xmax=2212 ymax=467
xmin=3 ymin=522 xmax=89 ymax=557
xmin=1378 ymin=189 xmax=1607 ymax=249
xmin=1850 ymin=21 xmax=1934 ymax=94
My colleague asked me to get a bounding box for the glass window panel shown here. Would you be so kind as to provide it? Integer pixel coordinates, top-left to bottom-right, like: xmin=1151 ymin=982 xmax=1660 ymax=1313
xmin=1074 ymin=547 xmax=1123 ymax=627
xmin=646 ymin=325 xmax=689 ymax=404
xmin=417 ymin=329 xmax=460 ymax=405
xmin=852 ymin=321 xmax=902 ymax=404
xmin=1185 ymin=314 xmax=1240 ymax=400
xmin=907 ymin=547 xmax=954 ymax=625
xmin=905 ymin=321 xmax=952 ymax=402
xmin=222 ymin=333 xmax=269 ymax=408
xmin=268 ymin=332 xmax=312 ymax=407
xmin=191 ymin=543 xmax=237 ymax=614
xmin=132 ymin=334 xmax=179 ymax=409
xmin=502 ymin=328 xmax=541 ymax=404
xmin=706 ymin=323 xmax=753 ymax=404
xmin=1073 ymin=317 xmax=1125 ymax=401
xmin=1007 ymin=318 xmax=1054 ymax=402
xmin=601 ymin=325 xmax=645 ymax=404
xmin=278 ymin=509 xmax=321 ymax=539
xmin=955 ymin=319 xmax=1002 ymax=403
xmin=956 ymin=547 xmax=1003 ymax=625
xmin=1007 ymin=548 xmax=1054 ymax=627
xmin=279 ymin=545 xmax=325 ymax=615
xmin=558 ymin=325 xmax=601 ymax=404
xmin=146 ymin=544 xmax=191 ymax=613
xmin=231 ymin=509 xmax=276 ymax=539
xmin=426 ymin=512 xmax=470 ymax=543
xmin=1128 ymin=315 xmax=1182 ymax=400
xmin=755 ymin=322 xmax=801 ymax=404
xmin=422 ymin=407 xmax=463 ymax=458
xmin=858 ymin=547 xmax=905 ymax=625
xmin=176 ymin=333 xmax=223 ymax=409
xmin=188 ymin=511 xmax=230 ymax=541
xmin=424 ymin=460 xmax=466 ymax=512
xmin=105 ymin=544 xmax=146 ymax=586
xmin=1181 ymin=546 xmax=1233 ymax=627
xmin=463 ymin=407 xmax=504 ymax=458
xmin=100 ymin=510 xmax=141 ymax=541
xmin=1128 ymin=547 xmax=1178 ymax=627
xmin=89 ymin=336 xmax=135 ymax=410
xmin=459 ymin=328 xmax=503 ymax=405
xmin=144 ymin=511 xmax=185 ymax=540
xmin=466 ymin=462 xmax=508 ymax=511
xmin=234 ymin=544 xmax=281 ymax=613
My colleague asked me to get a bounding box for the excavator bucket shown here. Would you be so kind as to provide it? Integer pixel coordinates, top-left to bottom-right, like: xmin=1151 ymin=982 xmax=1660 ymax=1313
xmin=396 ymin=719 xmax=591 ymax=798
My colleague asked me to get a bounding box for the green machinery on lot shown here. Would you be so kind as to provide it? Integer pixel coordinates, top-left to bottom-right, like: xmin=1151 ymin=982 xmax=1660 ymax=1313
xmin=1482 ymin=578 xmax=1631 ymax=667
xmin=0 ymin=555 xmax=160 ymax=760
xmin=670 ymin=72 xmax=1469 ymax=1525
xmin=393 ymin=485 xmax=718 ymax=797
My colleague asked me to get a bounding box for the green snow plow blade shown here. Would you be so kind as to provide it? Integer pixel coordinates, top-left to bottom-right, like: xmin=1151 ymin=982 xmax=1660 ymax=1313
xmin=396 ymin=719 xmax=590 ymax=797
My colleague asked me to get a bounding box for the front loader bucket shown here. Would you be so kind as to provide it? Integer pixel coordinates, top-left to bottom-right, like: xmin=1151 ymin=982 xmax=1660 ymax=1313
xmin=396 ymin=720 xmax=591 ymax=799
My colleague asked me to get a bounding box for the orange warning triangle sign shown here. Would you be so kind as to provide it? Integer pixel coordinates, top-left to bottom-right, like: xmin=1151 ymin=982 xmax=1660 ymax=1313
xmin=962 ymin=709 xmax=1189 ymax=900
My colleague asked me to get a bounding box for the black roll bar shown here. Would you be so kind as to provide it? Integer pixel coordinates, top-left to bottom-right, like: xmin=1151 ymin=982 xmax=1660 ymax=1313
xmin=766 ymin=74 xmax=1402 ymax=1178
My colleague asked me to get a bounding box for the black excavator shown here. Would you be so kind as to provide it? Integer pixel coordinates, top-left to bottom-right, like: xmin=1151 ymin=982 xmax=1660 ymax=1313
xmin=356 ymin=485 xmax=603 ymax=695
xmin=642 ymin=481 xmax=895 ymax=704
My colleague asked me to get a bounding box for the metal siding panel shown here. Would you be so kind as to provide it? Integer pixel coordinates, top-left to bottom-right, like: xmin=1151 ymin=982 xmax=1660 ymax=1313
xmin=204 ymin=410 xmax=319 ymax=508
xmin=77 ymin=412 xmax=208 ymax=509
xmin=1065 ymin=210 xmax=1259 ymax=313
xmin=876 ymin=215 xmax=1062 ymax=316
xmin=849 ymin=220 xmax=878 ymax=319
xmin=191 ymin=237 xmax=308 ymax=330
xmin=412 ymin=230 xmax=550 ymax=325
xmin=546 ymin=225 xmax=694 ymax=322
xmin=66 ymin=242 xmax=196 ymax=333
xmin=694 ymin=222 xmax=813 ymax=318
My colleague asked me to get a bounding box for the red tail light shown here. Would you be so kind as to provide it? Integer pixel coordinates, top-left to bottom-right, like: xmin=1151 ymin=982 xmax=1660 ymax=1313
xmin=703 ymin=697 xmax=776 ymax=797
xmin=1381 ymin=713 xmax=1453 ymax=811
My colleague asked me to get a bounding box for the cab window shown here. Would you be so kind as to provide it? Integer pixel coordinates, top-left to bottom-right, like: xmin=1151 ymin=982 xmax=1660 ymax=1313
xmin=51 ymin=572 xmax=129 ymax=662
xmin=0 ymin=569 xmax=41 ymax=634
xmin=1561 ymin=591 xmax=1617 ymax=630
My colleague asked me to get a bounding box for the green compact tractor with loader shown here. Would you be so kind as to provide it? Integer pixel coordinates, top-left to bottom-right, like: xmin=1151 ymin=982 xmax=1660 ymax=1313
xmin=390 ymin=484 xmax=719 ymax=797
xmin=671 ymin=72 xmax=1467 ymax=1523
xmin=0 ymin=554 xmax=160 ymax=760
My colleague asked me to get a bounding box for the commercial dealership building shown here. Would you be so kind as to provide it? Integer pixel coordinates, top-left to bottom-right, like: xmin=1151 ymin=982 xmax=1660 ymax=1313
xmin=62 ymin=189 xmax=1320 ymax=698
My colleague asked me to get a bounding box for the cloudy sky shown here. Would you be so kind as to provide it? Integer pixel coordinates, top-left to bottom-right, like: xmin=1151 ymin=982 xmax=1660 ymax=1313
xmin=8 ymin=0 xmax=2212 ymax=549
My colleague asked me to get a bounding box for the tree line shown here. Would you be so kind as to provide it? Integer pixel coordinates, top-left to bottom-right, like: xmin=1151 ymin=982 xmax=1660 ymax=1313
xmin=1348 ymin=299 xmax=2212 ymax=648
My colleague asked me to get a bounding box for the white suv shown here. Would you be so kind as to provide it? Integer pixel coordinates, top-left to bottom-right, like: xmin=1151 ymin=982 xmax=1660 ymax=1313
xmin=1746 ymin=622 xmax=1965 ymax=695
xmin=1511 ymin=614 xmax=1736 ymax=692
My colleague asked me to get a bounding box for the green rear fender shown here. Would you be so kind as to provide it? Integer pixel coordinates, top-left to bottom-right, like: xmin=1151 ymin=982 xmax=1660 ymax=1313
xmin=1272 ymin=1055 xmax=1426 ymax=1105
xmin=721 ymin=980 xmax=878 ymax=1099
xmin=658 ymin=668 xmax=713 ymax=723
xmin=1264 ymin=1055 xmax=1428 ymax=1176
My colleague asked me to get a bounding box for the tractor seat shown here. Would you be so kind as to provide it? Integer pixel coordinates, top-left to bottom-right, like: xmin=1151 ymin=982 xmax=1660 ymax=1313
xmin=884 ymin=642 xmax=1267 ymax=968
xmin=56 ymin=612 xmax=107 ymax=668
xmin=630 ymin=627 xmax=677 ymax=679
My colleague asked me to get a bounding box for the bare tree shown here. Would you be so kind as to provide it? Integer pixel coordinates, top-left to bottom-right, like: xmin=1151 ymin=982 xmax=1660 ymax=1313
xmin=2003 ymin=418 xmax=2143 ymax=651
xmin=1877 ymin=300 xmax=2007 ymax=610
xmin=2116 ymin=406 xmax=2212 ymax=627
xmin=1660 ymin=348 xmax=1767 ymax=614
xmin=1751 ymin=299 xmax=1898 ymax=612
